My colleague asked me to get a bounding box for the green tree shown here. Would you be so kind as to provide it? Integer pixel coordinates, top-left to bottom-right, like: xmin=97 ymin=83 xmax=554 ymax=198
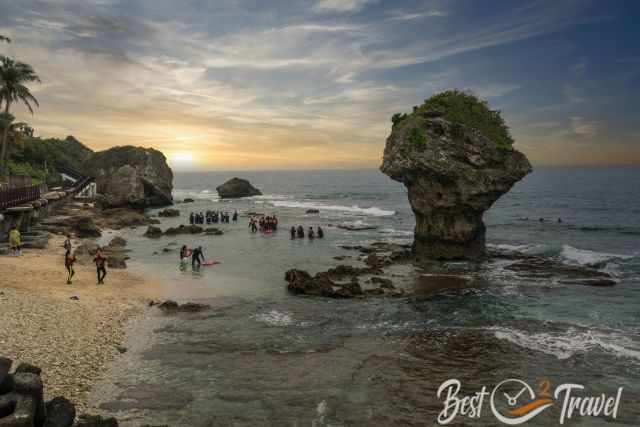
xmin=419 ymin=89 xmax=514 ymax=149
xmin=0 ymin=56 xmax=40 ymax=176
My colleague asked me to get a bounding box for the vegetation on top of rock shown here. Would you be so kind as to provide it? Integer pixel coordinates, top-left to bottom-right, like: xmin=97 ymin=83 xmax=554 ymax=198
xmin=393 ymin=90 xmax=514 ymax=150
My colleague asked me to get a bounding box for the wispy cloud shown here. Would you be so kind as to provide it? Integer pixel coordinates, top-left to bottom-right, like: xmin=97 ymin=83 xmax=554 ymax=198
xmin=387 ymin=9 xmax=448 ymax=21
xmin=0 ymin=0 xmax=634 ymax=168
xmin=570 ymin=116 xmax=601 ymax=137
xmin=312 ymin=0 xmax=376 ymax=13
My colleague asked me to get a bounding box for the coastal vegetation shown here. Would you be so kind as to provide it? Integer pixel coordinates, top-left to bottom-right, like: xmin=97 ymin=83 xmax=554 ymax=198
xmin=392 ymin=90 xmax=514 ymax=150
xmin=0 ymin=35 xmax=88 ymax=185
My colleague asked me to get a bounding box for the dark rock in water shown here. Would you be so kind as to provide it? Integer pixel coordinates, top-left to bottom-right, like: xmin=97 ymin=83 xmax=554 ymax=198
xmin=380 ymin=98 xmax=531 ymax=260
xmin=370 ymin=277 xmax=394 ymax=289
xmin=44 ymin=396 xmax=76 ymax=427
xmin=216 ymin=177 xmax=262 ymax=198
xmin=182 ymin=198 xmax=195 ymax=203
xmin=161 ymin=247 xmax=174 ymax=253
xmin=164 ymin=225 xmax=203 ymax=235
xmin=108 ymin=236 xmax=127 ymax=247
xmin=116 ymin=346 xmax=127 ymax=354
xmin=306 ymin=209 xmax=320 ymax=214
xmin=285 ymin=269 xmax=334 ymax=297
xmin=158 ymin=208 xmax=180 ymax=217
xmin=364 ymin=253 xmax=389 ymax=269
xmin=72 ymin=216 xmax=101 ymax=238
xmin=204 ymin=227 xmax=224 ymax=236
xmin=326 ymin=264 xmax=376 ymax=277
xmin=158 ymin=300 xmax=210 ymax=312
xmin=144 ymin=226 xmax=162 ymax=238
xmin=75 ymin=414 xmax=119 ymax=427
xmin=558 ymin=278 xmax=617 ymax=287
xmin=84 ymin=145 xmax=173 ymax=209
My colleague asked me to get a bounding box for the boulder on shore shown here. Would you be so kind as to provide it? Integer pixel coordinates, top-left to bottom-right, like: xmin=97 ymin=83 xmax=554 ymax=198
xmin=216 ymin=177 xmax=262 ymax=199
xmin=71 ymin=216 xmax=101 ymax=238
xmin=83 ymin=146 xmax=173 ymax=210
xmin=0 ymin=357 xmax=118 ymax=427
xmin=381 ymin=93 xmax=531 ymax=260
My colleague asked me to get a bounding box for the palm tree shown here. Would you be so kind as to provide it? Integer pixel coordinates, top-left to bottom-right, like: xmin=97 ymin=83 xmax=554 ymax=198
xmin=0 ymin=35 xmax=10 ymax=43
xmin=0 ymin=56 xmax=40 ymax=176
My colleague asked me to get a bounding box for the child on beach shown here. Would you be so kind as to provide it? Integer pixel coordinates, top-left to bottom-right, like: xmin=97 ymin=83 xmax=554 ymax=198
xmin=94 ymin=247 xmax=107 ymax=284
xmin=63 ymin=234 xmax=72 ymax=252
xmin=65 ymin=250 xmax=76 ymax=284
xmin=8 ymin=225 xmax=21 ymax=256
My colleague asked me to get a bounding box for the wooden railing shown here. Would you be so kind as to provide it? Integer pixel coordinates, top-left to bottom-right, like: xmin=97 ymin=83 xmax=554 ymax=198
xmin=0 ymin=184 xmax=41 ymax=210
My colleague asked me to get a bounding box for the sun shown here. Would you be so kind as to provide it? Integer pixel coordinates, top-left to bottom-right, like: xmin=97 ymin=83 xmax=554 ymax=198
xmin=170 ymin=152 xmax=194 ymax=166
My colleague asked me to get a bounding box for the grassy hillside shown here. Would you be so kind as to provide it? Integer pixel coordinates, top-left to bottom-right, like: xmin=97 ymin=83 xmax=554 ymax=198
xmin=7 ymin=135 xmax=93 ymax=184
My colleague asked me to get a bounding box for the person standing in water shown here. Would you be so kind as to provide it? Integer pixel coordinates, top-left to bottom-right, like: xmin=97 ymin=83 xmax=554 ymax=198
xmin=233 ymin=210 xmax=238 ymax=222
xmin=8 ymin=225 xmax=21 ymax=256
xmin=65 ymin=250 xmax=76 ymax=284
xmin=308 ymin=227 xmax=315 ymax=239
xmin=317 ymin=226 xmax=324 ymax=239
xmin=94 ymin=247 xmax=108 ymax=284
xmin=297 ymin=225 xmax=304 ymax=239
xmin=192 ymin=246 xmax=204 ymax=268
xmin=290 ymin=226 xmax=296 ymax=239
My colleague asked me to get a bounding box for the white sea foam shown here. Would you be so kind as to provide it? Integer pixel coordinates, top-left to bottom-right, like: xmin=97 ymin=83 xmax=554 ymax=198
xmin=252 ymin=310 xmax=294 ymax=326
xmin=172 ymin=189 xmax=220 ymax=201
xmin=248 ymin=194 xmax=293 ymax=201
xmin=379 ymin=228 xmax=414 ymax=236
xmin=487 ymin=243 xmax=548 ymax=255
xmin=490 ymin=326 xmax=640 ymax=361
xmin=560 ymin=245 xmax=634 ymax=266
xmin=271 ymin=200 xmax=395 ymax=217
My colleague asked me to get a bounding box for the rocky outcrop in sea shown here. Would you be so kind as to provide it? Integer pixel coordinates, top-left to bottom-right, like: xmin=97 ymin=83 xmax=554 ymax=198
xmin=216 ymin=178 xmax=262 ymax=199
xmin=381 ymin=95 xmax=531 ymax=260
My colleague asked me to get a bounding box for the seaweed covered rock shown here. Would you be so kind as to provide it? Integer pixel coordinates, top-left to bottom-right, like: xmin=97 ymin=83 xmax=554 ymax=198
xmin=84 ymin=146 xmax=173 ymax=209
xmin=216 ymin=177 xmax=262 ymax=199
xmin=381 ymin=91 xmax=531 ymax=260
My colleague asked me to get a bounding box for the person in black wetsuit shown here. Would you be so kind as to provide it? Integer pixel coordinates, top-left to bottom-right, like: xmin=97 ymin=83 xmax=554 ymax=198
xmin=317 ymin=226 xmax=324 ymax=239
xmin=308 ymin=227 xmax=315 ymax=239
xmin=297 ymin=225 xmax=304 ymax=238
xmin=290 ymin=226 xmax=296 ymax=239
xmin=192 ymin=246 xmax=204 ymax=268
xmin=233 ymin=211 xmax=238 ymax=222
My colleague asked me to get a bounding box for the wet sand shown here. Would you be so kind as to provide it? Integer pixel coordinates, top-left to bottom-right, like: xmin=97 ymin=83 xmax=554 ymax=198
xmin=0 ymin=235 xmax=164 ymax=410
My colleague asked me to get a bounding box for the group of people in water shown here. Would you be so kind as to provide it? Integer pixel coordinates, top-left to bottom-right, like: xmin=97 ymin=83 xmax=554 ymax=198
xmin=63 ymin=235 xmax=107 ymax=285
xmin=291 ymin=225 xmax=324 ymax=240
xmin=249 ymin=215 xmax=278 ymax=233
xmin=190 ymin=210 xmax=238 ymax=225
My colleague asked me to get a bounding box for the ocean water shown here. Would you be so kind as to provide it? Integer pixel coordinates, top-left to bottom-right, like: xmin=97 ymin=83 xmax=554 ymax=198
xmin=90 ymin=167 xmax=640 ymax=426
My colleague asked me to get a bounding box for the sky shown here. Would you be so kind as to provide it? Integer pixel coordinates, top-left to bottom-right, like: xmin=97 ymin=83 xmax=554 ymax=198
xmin=0 ymin=0 xmax=639 ymax=170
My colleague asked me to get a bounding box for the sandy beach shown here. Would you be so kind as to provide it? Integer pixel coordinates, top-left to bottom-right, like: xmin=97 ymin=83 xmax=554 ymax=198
xmin=0 ymin=235 xmax=163 ymax=411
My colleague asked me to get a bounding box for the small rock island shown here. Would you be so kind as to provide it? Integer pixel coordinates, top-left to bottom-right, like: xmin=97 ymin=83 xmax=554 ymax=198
xmin=381 ymin=90 xmax=532 ymax=260
xmin=216 ymin=177 xmax=262 ymax=198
